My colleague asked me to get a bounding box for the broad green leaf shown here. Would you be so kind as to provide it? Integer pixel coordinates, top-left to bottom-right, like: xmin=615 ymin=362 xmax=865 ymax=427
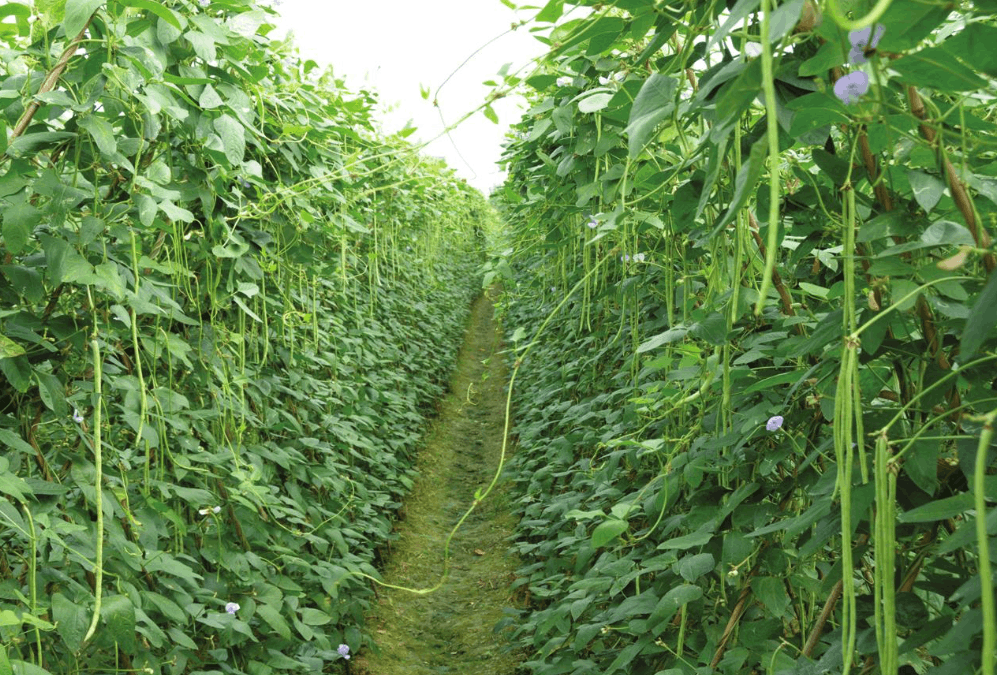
xmin=961 ymin=269 xmax=997 ymax=359
xmin=213 ymin=114 xmax=245 ymax=166
xmin=78 ymin=115 xmax=116 ymax=157
xmin=944 ymin=23 xmax=997 ymax=77
xmin=799 ymin=41 xmax=845 ymax=77
xmin=752 ymin=576 xmax=790 ymax=618
xmin=897 ymin=493 xmax=973 ymax=523
xmin=649 ymin=584 xmax=702 ymax=628
xmin=577 ymin=92 xmax=612 ymax=114
xmin=52 ymin=593 xmax=88 ymax=652
xmin=626 ymin=73 xmax=677 ymax=158
xmin=5 ymin=132 xmax=76 ymax=159
xmin=0 ymin=643 xmax=10 ymax=675
xmin=677 ymin=553 xmax=714 ymax=582
xmin=0 ymin=335 xmax=25 ymax=359
xmin=1 ymin=201 xmax=37 ymax=255
xmin=9 ymin=661 xmax=53 ymax=675
xmin=535 ymin=0 xmax=564 ymax=23
xmin=907 ymin=170 xmax=945 ymax=212
xmin=122 ymin=0 xmax=180 ymax=30
xmin=299 ymin=607 xmax=331 ymax=625
xmin=256 ymin=603 xmax=291 ymax=639
xmin=134 ymin=193 xmax=157 ymax=227
xmin=656 ymin=529 xmax=712 ymax=550
xmin=35 ymin=371 xmax=67 ymax=416
xmin=199 ymin=84 xmax=223 ymax=109
xmin=636 ymin=326 xmax=689 ymax=353
xmin=716 ymin=58 xmax=762 ymax=123
xmin=63 ymin=0 xmax=104 ymax=38
xmin=890 ymin=47 xmax=986 ymax=92
xmin=187 ymin=30 xmax=216 ymax=62
xmin=591 ymin=518 xmax=628 ymax=548
xmin=100 ymin=595 xmax=136 ymax=651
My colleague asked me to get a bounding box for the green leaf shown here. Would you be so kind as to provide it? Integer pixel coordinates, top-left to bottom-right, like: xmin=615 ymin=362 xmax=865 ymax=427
xmin=5 ymin=132 xmax=76 ymax=159
xmin=636 ymin=326 xmax=689 ymax=353
xmin=0 ymin=334 xmax=25 ymax=359
xmin=121 ymin=0 xmax=180 ymax=30
xmin=78 ymin=115 xmax=117 ymax=157
xmin=799 ymin=41 xmax=844 ymax=77
xmin=35 ymin=371 xmax=67 ymax=416
xmin=656 ymin=529 xmax=712 ymax=550
xmin=897 ymin=493 xmax=973 ymax=523
xmin=199 ymin=84 xmax=224 ymax=109
xmin=0 ymin=643 xmax=10 ymax=675
xmin=63 ymin=0 xmax=104 ymax=38
xmin=535 ymin=0 xmax=563 ymax=23
xmin=944 ymin=23 xmax=997 ymax=78
xmin=649 ymin=584 xmax=702 ymax=628
xmin=890 ymin=47 xmax=986 ymax=92
xmin=961 ymin=269 xmax=997 ymax=359
xmin=716 ymin=58 xmax=762 ymax=123
xmin=677 ymin=553 xmax=714 ymax=582
xmin=213 ymin=114 xmax=246 ymax=166
xmin=52 ymin=593 xmax=88 ymax=652
xmin=299 ymin=607 xmax=331 ymax=625
xmin=626 ymin=73 xmax=678 ymax=158
xmin=256 ymin=604 xmax=291 ymax=639
xmin=690 ymin=312 xmax=728 ymax=345
xmin=591 ymin=518 xmax=628 ymax=548
xmin=100 ymin=595 xmax=136 ymax=652
xmin=1 ymin=201 xmax=38 ymax=255
xmin=752 ymin=576 xmax=790 ymax=618
xmin=907 ymin=170 xmax=945 ymax=213
xmin=577 ymin=92 xmax=612 ymax=114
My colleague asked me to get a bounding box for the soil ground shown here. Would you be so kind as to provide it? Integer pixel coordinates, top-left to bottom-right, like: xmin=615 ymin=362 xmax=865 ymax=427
xmin=354 ymin=288 xmax=523 ymax=674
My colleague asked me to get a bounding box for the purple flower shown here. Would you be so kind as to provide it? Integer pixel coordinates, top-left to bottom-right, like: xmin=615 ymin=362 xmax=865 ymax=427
xmin=848 ymin=45 xmax=868 ymax=64
xmin=834 ymin=72 xmax=869 ymax=105
xmin=766 ymin=415 xmax=784 ymax=432
xmin=634 ymin=252 xmax=645 ymax=263
xmin=337 ymin=644 xmax=350 ymax=660
xmin=849 ymin=25 xmax=885 ymax=51
xmin=241 ymin=179 xmax=252 ymax=189
xmin=587 ymin=217 xmax=597 ymax=229
xmin=198 ymin=0 xmax=209 ymax=6
xmin=225 ymin=602 xmax=240 ymax=615
xmin=72 ymin=408 xmax=84 ymax=423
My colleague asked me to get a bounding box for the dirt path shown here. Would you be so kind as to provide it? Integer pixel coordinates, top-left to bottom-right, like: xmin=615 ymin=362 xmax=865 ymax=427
xmin=355 ymin=289 xmax=522 ymax=674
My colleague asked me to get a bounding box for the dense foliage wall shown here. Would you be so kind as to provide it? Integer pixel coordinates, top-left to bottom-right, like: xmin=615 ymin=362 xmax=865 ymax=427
xmin=0 ymin=0 xmax=491 ymax=672
xmin=495 ymin=1 xmax=997 ymax=674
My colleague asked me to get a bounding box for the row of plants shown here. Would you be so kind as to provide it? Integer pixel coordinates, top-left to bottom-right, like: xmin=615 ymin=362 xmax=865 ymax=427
xmin=0 ymin=0 xmax=492 ymax=672
xmin=493 ymin=1 xmax=996 ymax=674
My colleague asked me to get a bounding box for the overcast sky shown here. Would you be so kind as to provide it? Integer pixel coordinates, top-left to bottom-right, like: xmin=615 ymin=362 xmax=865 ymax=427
xmin=268 ymin=0 xmax=549 ymax=194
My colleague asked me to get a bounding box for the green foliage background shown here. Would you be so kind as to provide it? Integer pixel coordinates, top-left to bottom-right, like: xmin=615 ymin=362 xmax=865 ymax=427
xmin=0 ymin=0 xmax=494 ymax=672
xmin=494 ymin=1 xmax=997 ymax=674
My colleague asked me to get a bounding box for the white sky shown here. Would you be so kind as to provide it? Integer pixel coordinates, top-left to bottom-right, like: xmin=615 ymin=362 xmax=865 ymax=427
xmin=268 ymin=1 xmax=549 ymax=194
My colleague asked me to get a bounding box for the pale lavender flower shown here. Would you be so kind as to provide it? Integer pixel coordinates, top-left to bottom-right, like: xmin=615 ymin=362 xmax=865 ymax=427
xmin=766 ymin=415 xmax=784 ymax=432
xmin=834 ymin=72 xmax=869 ymax=105
xmin=556 ymin=76 xmax=573 ymax=87
xmin=73 ymin=408 xmax=84 ymax=423
xmin=586 ymin=217 xmax=597 ymax=229
xmin=849 ymin=25 xmax=885 ymax=51
xmin=225 ymin=602 xmax=239 ymax=615
xmin=241 ymin=179 xmax=251 ymax=189
xmin=634 ymin=252 xmax=645 ymax=263
xmin=337 ymin=644 xmax=350 ymax=660
xmin=198 ymin=0 xmax=209 ymax=6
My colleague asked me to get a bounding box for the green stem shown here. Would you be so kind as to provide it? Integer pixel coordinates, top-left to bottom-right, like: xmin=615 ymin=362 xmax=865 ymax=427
xmin=826 ymin=0 xmax=894 ymax=31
